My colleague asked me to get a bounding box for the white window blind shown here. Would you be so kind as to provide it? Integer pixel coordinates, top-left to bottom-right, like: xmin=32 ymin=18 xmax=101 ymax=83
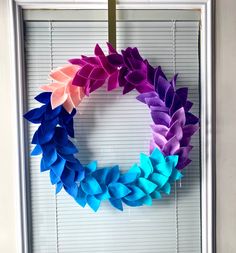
xmin=24 ymin=10 xmax=201 ymax=253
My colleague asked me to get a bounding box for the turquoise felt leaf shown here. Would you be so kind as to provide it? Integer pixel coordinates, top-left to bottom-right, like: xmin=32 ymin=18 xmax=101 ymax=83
xmin=165 ymin=155 xmax=179 ymax=167
xmin=81 ymin=176 xmax=103 ymax=195
xmin=151 ymin=190 xmax=162 ymax=199
xmin=119 ymin=172 xmax=138 ymax=184
xmin=92 ymin=168 xmax=109 ymax=184
xmin=87 ymin=195 xmax=101 ymax=212
xmin=108 ymin=183 xmax=131 ymax=198
xmin=155 ymin=161 xmax=173 ymax=177
xmin=96 ymin=185 xmax=111 ymax=200
xmin=86 ymin=161 xmax=97 ymax=173
xmin=161 ymin=183 xmax=171 ymax=194
xmin=124 ymin=185 xmax=145 ymax=201
xmin=75 ymin=187 xmax=87 ymax=207
xmin=128 ymin=163 xmax=141 ymax=176
xmin=138 ymin=178 xmax=157 ymax=194
xmin=142 ymin=195 xmax=152 ymax=206
xmin=170 ymin=169 xmax=183 ymax=181
xmin=149 ymin=173 xmax=168 ymax=189
xmin=139 ymin=153 xmax=153 ymax=178
xmin=150 ymin=147 xmax=165 ymax=164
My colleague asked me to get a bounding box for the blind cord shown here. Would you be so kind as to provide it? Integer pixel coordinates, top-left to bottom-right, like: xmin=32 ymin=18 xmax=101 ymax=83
xmin=172 ymin=20 xmax=179 ymax=253
xmin=49 ymin=21 xmax=60 ymax=253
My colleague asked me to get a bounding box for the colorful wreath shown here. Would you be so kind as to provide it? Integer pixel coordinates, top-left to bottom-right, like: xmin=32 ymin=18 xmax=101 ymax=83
xmin=24 ymin=43 xmax=199 ymax=211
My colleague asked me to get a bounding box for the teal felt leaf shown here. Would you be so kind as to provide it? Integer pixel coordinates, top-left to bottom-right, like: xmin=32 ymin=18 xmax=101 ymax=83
xmin=149 ymin=173 xmax=168 ymax=189
xmin=31 ymin=145 xmax=42 ymax=156
xmin=124 ymin=185 xmax=145 ymax=201
xmin=119 ymin=172 xmax=138 ymax=184
xmin=161 ymin=183 xmax=171 ymax=194
xmin=139 ymin=153 xmax=153 ymax=178
xmin=165 ymin=155 xmax=179 ymax=167
xmin=170 ymin=169 xmax=183 ymax=181
xmin=150 ymin=147 xmax=165 ymax=164
xmin=81 ymin=176 xmax=103 ymax=195
xmin=138 ymin=178 xmax=157 ymax=194
xmin=151 ymin=190 xmax=162 ymax=199
xmin=142 ymin=195 xmax=152 ymax=206
xmin=86 ymin=161 xmax=97 ymax=173
xmin=108 ymin=182 xmax=131 ymax=198
xmin=109 ymin=198 xmax=123 ymax=211
xmin=128 ymin=163 xmax=141 ymax=176
xmin=106 ymin=165 xmax=120 ymax=184
xmin=87 ymin=195 xmax=101 ymax=212
xmin=155 ymin=161 xmax=173 ymax=177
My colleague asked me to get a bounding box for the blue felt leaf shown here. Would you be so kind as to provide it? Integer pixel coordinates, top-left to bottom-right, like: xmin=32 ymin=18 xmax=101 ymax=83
xmin=92 ymin=168 xmax=109 ymax=184
xmin=61 ymin=167 xmax=75 ymax=187
xmin=149 ymin=173 xmax=168 ymax=189
xmin=75 ymin=187 xmax=87 ymax=207
xmin=50 ymin=169 xmax=60 ymax=185
xmin=37 ymin=125 xmax=55 ymax=144
xmin=55 ymin=182 xmax=63 ymax=194
xmin=81 ymin=176 xmax=102 ymax=195
xmin=139 ymin=153 xmax=153 ymax=178
xmin=150 ymin=147 xmax=165 ymax=164
xmin=95 ymin=185 xmax=110 ymax=200
xmin=57 ymin=140 xmax=78 ymax=155
xmin=40 ymin=158 xmax=49 ymax=172
xmin=87 ymin=195 xmax=101 ymax=212
xmin=109 ymin=198 xmax=123 ymax=211
xmin=35 ymin=92 xmax=51 ymax=104
xmin=54 ymin=127 xmax=68 ymax=146
xmin=119 ymin=172 xmax=138 ymax=184
xmin=138 ymin=178 xmax=157 ymax=194
xmin=108 ymin=182 xmax=131 ymax=199
xmin=124 ymin=185 xmax=145 ymax=201
xmin=31 ymin=145 xmax=42 ymax=156
xmin=42 ymin=145 xmax=57 ymax=167
xmin=23 ymin=105 xmax=46 ymax=123
xmin=44 ymin=104 xmax=61 ymax=121
xmin=50 ymin=157 xmax=66 ymax=178
xmin=105 ymin=165 xmax=120 ymax=184
xmin=64 ymin=183 xmax=78 ymax=198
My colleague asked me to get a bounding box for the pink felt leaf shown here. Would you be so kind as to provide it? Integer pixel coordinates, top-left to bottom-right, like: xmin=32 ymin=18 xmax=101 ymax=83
xmin=51 ymin=86 xmax=68 ymax=109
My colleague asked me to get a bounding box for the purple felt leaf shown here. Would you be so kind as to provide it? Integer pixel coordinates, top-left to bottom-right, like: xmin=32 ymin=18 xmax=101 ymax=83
xmin=68 ymin=58 xmax=86 ymax=66
xmin=170 ymin=93 xmax=183 ymax=116
xmin=150 ymin=105 xmax=169 ymax=113
xmin=123 ymin=83 xmax=135 ymax=94
xmin=150 ymin=124 xmax=169 ymax=136
xmin=126 ymin=70 xmax=145 ymax=85
xmin=98 ymin=55 xmax=116 ymax=75
xmin=107 ymin=54 xmax=124 ymax=66
xmin=108 ymin=71 xmax=119 ymax=91
xmin=106 ymin=42 xmax=117 ymax=54
xmin=118 ymin=67 xmax=129 ymax=87
xmin=131 ymin=47 xmax=143 ymax=61
xmin=166 ymin=120 xmax=183 ymax=141
xmin=145 ymin=96 xmax=165 ymax=107
xmin=136 ymin=91 xmax=157 ymax=104
xmin=183 ymin=124 xmax=199 ymax=137
xmin=177 ymin=158 xmax=192 ymax=170
xmin=152 ymin=132 xmax=167 ymax=149
xmin=162 ymin=136 xmax=180 ymax=155
xmin=89 ymin=79 xmax=106 ymax=93
xmin=186 ymin=112 xmax=199 ymax=124
xmin=184 ymin=100 xmax=193 ymax=111
xmin=170 ymin=107 xmax=186 ymax=127
xmin=151 ymin=111 xmax=171 ymax=127
xmin=170 ymin=73 xmax=178 ymax=87
xmin=146 ymin=61 xmax=155 ymax=85
xmin=94 ymin=44 xmax=105 ymax=57
xmin=165 ymin=86 xmax=174 ymax=108
xmin=81 ymin=56 xmax=99 ymax=66
xmin=176 ymin=87 xmax=188 ymax=106
xmin=89 ymin=67 xmax=108 ymax=80
xmin=155 ymin=76 xmax=171 ymax=100
xmin=136 ymin=82 xmax=154 ymax=94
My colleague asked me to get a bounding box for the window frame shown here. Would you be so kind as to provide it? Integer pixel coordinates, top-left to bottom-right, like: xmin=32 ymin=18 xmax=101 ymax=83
xmin=9 ymin=1 xmax=214 ymax=253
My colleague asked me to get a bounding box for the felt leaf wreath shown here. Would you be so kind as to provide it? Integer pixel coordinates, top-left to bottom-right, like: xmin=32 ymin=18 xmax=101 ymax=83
xmin=24 ymin=43 xmax=199 ymax=212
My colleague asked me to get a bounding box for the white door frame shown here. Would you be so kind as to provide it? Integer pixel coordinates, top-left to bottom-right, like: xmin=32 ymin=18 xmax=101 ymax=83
xmin=9 ymin=1 xmax=214 ymax=253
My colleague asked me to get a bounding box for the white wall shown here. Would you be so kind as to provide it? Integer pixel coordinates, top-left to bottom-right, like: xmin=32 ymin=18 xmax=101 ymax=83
xmin=0 ymin=0 xmax=19 ymax=252
xmin=1 ymin=0 xmax=236 ymax=252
